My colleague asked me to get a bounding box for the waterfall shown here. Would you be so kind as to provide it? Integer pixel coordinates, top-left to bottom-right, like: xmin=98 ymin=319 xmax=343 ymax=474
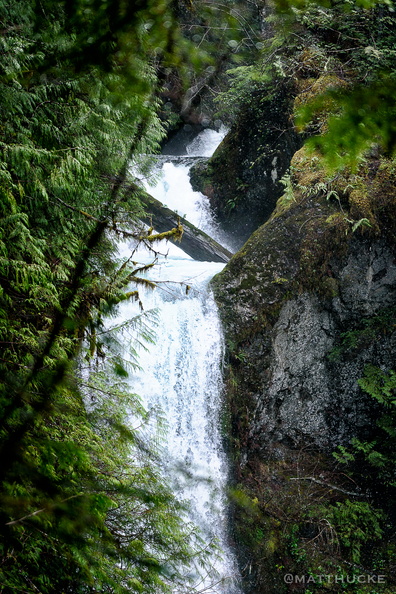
xmin=117 ymin=128 xmax=242 ymax=593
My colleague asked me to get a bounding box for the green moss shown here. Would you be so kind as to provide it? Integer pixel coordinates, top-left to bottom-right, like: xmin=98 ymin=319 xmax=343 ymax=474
xmin=328 ymin=306 xmax=396 ymax=362
xmin=271 ymin=276 xmax=289 ymax=285
xmin=295 ymin=46 xmax=329 ymax=79
xmin=298 ymin=209 xmax=350 ymax=295
xmin=239 ymin=275 xmax=259 ymax=290
xmin=321 ymin=276 xmax=339 ymax=299
xmin=293 ymin=73 xmax=348 ymax=135
xmin=369 ymin=156 xmax=396 ymax=248
xmin=273 ymin=191 xmax=296 ymax=217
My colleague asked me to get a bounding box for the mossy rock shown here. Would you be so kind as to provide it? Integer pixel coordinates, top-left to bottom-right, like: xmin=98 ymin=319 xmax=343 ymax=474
xmin=293 ymin=73 xmax=348 ymax=112
xmin=293 ymin=73 xmax=349 ymax=136
xmin=211 ymin=157 xmax=355 ymax=341
xmin=369 ymin=157 xmax=396 ymax=247
xmin=190 ymin=81 xmax=301 ymax=243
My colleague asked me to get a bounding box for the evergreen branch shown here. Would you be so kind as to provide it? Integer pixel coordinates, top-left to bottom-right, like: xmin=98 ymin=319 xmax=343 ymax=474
xmin=0 ymin=117 xmax=151 ymax=483
xmin=5 ymin=494 xmax=85 ymax=526
xmin=52 ymin=196 xmax=102 ymax=222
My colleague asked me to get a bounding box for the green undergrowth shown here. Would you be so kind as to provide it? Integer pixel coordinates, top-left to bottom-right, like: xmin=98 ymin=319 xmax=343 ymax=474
xmin=228 ymin=440 xmax=396 ymax=593
xmin=329 ymin=307 xmax=396 ymax=362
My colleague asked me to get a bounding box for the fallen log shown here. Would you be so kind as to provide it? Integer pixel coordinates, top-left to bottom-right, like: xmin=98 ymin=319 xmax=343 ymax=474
xmin=140 ymin=193 xmax=233 ymax=263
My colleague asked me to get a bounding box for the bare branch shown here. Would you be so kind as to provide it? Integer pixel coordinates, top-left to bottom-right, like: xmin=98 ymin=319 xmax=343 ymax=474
xmin=289 ymin=477 xmax=363 ymax=497
xmin=6 ymin=494 xmax=85 ymax=526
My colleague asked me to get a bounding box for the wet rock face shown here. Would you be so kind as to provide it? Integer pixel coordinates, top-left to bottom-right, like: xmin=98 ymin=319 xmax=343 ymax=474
xmin=189 ymin=84 xmax=301 ymax=244
xmin=336 ymin=240 xmax=396 ymax=317
xmin=264 ymin=294 xmax=337 ymax=448
xmin=213 ymin=231 xmax=396 ymax=455
xmin=259 ymin=288 xmax=395 ymax=452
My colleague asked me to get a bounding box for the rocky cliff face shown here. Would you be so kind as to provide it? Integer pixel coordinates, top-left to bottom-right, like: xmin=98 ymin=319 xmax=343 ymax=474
xmin=211 ymin=146 xmax=396 ymax=592
xmin=214 ymin=232 xmax=396 ymax=454
xmin=213 ymin=140 xmax=396 ymax=445
xmin=189 ymin=82 xmax=301 ymax=245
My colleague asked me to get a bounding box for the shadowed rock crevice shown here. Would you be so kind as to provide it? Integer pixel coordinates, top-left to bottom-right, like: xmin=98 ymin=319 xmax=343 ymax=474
xmin=189 ymin=81 xmax=302 ymax=244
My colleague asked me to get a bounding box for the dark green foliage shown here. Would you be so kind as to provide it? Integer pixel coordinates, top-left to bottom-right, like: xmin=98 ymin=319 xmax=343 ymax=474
xmin=218 ymin=0 xmax=396 ymax=167
xmin=0 ymin=368 xmax=213 ymax=593
xmin=290 ymin=1 xmax=396 ymax=167
xmin=328 ymin=307 xmax=396 ymax=361
xmin=334 ymin=366 xmax=396 ymax=493
xmin=0 ymin=1 xmax=232 ymax=592
xmin=298 ymin=74 xmax=396 ymax=169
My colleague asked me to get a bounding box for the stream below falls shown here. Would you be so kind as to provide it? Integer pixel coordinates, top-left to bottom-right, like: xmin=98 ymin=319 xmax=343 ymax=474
xmin=117 ymin=128 xmax=243 ymax=593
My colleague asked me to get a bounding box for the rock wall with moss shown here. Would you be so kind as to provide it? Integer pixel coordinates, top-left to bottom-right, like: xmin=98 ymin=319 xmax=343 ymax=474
xmin=214 ymin=148 xmax=396 ymax=593
xmin=189 ymin=80 xmax=301 ymax=245
xmin=210 ymin=4 xmax=396 ymax=592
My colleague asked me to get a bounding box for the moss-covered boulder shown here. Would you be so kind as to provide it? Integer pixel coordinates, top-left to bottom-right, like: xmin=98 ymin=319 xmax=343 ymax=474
xmin=189 ymin=81 xmax=301 ymax=244
xmin=214 ymin=152 xmax=396 ymax=444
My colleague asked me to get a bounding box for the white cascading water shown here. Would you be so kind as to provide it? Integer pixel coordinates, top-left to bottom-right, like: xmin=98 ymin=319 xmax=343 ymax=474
xmin=138 ymin=126 xmax=234 ymax=253
xmin=117 ymin=127 xmax=242 ymax=593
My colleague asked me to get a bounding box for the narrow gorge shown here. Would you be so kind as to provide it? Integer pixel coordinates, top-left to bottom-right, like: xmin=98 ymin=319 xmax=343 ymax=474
xmin=1 ymin=1 xmax=395 ymax=593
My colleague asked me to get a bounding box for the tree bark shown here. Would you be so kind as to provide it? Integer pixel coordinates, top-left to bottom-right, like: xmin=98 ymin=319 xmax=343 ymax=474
xmin=140 ymin=193 xmax=233 ymax=263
